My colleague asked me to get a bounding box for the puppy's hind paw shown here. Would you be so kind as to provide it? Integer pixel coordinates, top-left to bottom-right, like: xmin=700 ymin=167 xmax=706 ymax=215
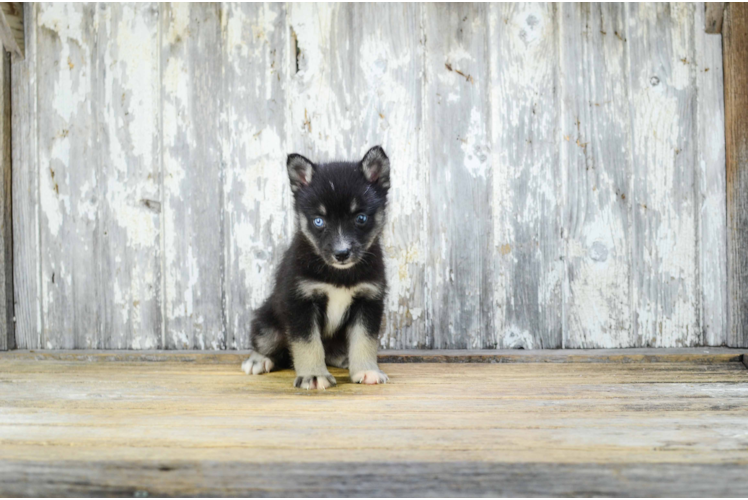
xmin=351 ymin=369 xmax=389 ymax=385
xmin=241 ymin=351 xmax=275 ymax=375
xmin=294 ymin=374 xmax=337 ymax=390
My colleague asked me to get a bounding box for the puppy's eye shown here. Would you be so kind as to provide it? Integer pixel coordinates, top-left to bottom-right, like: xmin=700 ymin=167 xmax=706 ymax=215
xmin=312 ymin=217 xmax=325 ymax=228
xmin=355 ymin=213 xmax=368 ymax=226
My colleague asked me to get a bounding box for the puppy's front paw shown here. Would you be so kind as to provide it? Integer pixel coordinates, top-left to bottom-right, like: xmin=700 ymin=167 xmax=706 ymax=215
xmin=241 ymin=351 xmax=274 ymax=375
xmin=351 ymin=369 xmax=389 ymax=385
xmin=294 ymin=374 xmax=336 ymax=390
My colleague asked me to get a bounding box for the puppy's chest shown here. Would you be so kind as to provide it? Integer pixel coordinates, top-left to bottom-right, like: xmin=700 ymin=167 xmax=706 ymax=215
xmin=322 ymin=287 xmax=355 ymax=336
xmin=297 ymin=280 xmax=382 ymax=336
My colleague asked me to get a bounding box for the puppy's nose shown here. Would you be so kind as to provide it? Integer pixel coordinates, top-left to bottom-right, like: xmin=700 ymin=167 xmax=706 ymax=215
xmin=334 ymin=249 xmax=351 ymax=262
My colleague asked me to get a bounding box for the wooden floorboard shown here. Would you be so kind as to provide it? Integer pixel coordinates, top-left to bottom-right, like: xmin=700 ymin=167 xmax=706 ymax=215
xmin=0 ymin=354 xmax=747 ymax=496
xmin=3 ymin=347 xmax=745 ymax=364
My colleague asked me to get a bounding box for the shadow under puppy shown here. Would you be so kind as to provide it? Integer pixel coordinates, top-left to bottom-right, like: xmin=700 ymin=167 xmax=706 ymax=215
xmin=242 ymin=146 xmax=390 ymax=389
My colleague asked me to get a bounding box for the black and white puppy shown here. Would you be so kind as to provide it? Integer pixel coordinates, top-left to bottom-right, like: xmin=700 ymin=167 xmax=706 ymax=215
xmin=242 ymin=146 xmax=390 ymax=390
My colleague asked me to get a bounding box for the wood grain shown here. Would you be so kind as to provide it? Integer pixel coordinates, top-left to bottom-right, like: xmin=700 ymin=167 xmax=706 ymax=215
xmin=0 ymin=49 xmax=12 ymax=350
xmin=0 ymin=358 xmax=746 ymax=495
xmin=559 ymin=4 xmax=633 ymax=348
xmin=37 ymin=3 xmax=102 ymax=348
xmin=11 ymin=3 xmax=38 ymax=349
xmin=98 ymin=4 xmax=162 ymax=349
xmin=2 ymin=461 xmax=748 ymax=497
xmin=0 ymin=2 xmax=22 ymax=58
xmin=221 ymin=3 xmax=290 ymax=350
xmin=161 ymin=4 xmax=225 ymax=349
xmin=490 ymin=3 xmax=563 ymax=349
xmin=695 ymin=2 xmax=727 ymax=346
xmin=424 ymin=4 xmax=494 ymax=349
xmin=705 ymin=2 xmax=725 ymax=34
xmin=627 ymin=3 xmax=699 ymax=347
xmin=724 ymin=2 xmax=748 ymax=347
xmin=10 ymin=3 xmax=731 ymax=350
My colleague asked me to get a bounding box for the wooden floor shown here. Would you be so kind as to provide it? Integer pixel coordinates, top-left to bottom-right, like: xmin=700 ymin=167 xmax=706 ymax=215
xmin=1 ymin=349 xmax=747 ymax=497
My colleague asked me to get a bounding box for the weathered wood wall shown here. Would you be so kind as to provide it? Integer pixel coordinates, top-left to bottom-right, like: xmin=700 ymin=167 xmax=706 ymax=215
xmin=0 ymin=48 xmax=12 ymax=351
xmin=724 ymin=3 xmax=748 ymax=348
xmin=12 ymin=3 xmax=728 ymax=350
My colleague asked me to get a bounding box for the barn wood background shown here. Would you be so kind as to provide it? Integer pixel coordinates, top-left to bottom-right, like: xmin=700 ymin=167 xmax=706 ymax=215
xmin=12 ymin=3 xmax=728 ymax=350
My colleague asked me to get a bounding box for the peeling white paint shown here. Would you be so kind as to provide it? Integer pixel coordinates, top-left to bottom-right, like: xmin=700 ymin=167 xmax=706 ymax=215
xmin=16 ymin=3 xmax=727 ymax=350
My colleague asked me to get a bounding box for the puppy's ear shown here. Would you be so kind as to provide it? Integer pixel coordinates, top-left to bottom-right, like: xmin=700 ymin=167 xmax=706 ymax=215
xmin=361 ymin=146 xmax=390 ymax=189
xmin=287 ymin=154 xmax=315 ymax=192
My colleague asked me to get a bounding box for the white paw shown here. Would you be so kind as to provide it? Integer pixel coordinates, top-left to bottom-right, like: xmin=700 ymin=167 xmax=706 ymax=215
xmin=294 ymin=373 xmax=336 ymax=390
xmin=241 ymin=351 xmax=274 ymax=375
xmin=351 ymin=369 xmax=389 ymax=385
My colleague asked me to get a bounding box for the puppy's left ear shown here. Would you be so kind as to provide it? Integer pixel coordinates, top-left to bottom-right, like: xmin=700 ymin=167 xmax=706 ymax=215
xmin=360 ymin=146 xmax=390 ymax=190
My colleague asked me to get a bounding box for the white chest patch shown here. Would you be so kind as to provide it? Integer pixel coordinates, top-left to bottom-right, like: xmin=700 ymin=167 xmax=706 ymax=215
xmin=324 ymin=287 xmax=355 ymax=336
xmin=296 ymin=280 xmax=383 ymax=337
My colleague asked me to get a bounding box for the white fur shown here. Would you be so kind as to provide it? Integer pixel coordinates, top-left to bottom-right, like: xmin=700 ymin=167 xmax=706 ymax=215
xmin=289 ymin=323 xmax=329 ymax=376
xmin=351 ymin=369 xmax=389 ymax=385
xmin=348 ymin=319 xmax=387 ymax=384
xmin=241 ymin=351 xmax=275 ymax=375
xmin=297 ymin=280 xmax=383 ymax=337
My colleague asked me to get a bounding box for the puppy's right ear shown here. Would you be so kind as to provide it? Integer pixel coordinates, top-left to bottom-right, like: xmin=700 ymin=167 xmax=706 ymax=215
xmin=287 ymin=154 xmax=315 ymax=192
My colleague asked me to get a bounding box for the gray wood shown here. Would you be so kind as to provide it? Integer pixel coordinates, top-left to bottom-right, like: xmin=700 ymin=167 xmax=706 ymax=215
xmin=724 ymin=2 xmax=748 ymax=348
xmin=0 ymin=49 xmax=12 ymax=350
xmin=705 ymin=2 xmax=725 ymax=33
xmin=627 ymin=3 xmax=700 ymax=347
xmin=98 ymin=4 xmax=162 ymax=349
xmin=0 ymin=2 xmax=22 ymax=59
xmin=424 ymin=4 xmax=494 ymax=348
xmin=9 ymin=3 xmax=732 ymax=350
xmin=161 ymin=4 xmax=225 ymax=349
xmin=489 ymin=3 xmax=563 ymax=349
xmin=10 ymin=3 xmax=38 ymax=349
xmin=221 ymin=3 xmax=289 ymax=350
xmin=695 ymin=2 xmax=728 ymax=346
xmin=1 ymin=460 xmax=748 ymax=497
xmin=36 ymin=3 xmax=102 ymax=348
xmin=286 ymin=4 xmax=427 ymax=348
xmin=559 ymin=4 xmax=633 ymax=348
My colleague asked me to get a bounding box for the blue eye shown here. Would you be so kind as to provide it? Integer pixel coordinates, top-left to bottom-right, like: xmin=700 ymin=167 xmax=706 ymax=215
xmin=355 ymin=213 xmax=368 ymax=226
xmin=312 ymin=217 xmax=325 ymax=228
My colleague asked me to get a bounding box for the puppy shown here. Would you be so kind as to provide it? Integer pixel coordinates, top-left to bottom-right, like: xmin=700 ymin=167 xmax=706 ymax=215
xmin=242 ymin=146 xmax=390 ymax=389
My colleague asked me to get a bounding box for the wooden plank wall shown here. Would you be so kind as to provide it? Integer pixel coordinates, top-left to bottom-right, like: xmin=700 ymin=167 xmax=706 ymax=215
xmin=12 ymin=3 xmax=728 ymax=350
xmin=0 ymin=48 xmax=12 ymax=350
xmin=724 ymin=3 xmax=748 ymax=348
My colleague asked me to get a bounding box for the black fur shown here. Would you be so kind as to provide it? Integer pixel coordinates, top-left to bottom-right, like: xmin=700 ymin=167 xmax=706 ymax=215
xmin=246 ymin=146 xmax=390 ymax=388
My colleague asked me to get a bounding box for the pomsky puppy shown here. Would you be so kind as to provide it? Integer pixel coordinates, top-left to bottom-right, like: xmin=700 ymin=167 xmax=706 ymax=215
xmin=242 ymin=146 xmax=390 ymax=390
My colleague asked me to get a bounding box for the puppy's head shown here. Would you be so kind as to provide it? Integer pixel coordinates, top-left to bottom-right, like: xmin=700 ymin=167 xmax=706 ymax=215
xmin=287 ymin=146 xmax=390 ymax=269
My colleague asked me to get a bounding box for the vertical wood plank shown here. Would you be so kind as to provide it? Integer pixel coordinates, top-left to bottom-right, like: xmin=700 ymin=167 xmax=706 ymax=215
xmin=286 ymin=4 xmax=428 ymax=348
xmin=490 ymin=3 xmax=563 ymax=349
xmin=694 ymin=2 xmax=727 ymax=346
xmin=221 ymin=3 xmax=289 ymax=349
xmin=97 ymin=4 xmax=162 ymax=349
xmin=423 ymin=4 xmax=493 ymax=349
xmin=627 ymin=3 xmax=700 ymax=347
xmin=704 ymin=2 xmax=725 ymax=34
xmin=37 ymin=3 xmax=101 ymax=348
xmin=559 ymin=4 xmax=633 ymax=348
xmin=724 ymin=2 xmax=748 ymax=347
xmin=161 ymin=4 xmax=225 ymax=350
xmin=11 ymin=3 xmax=39 ymax=349
xmin=0 ymin=49 xmax=13 ymax=350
